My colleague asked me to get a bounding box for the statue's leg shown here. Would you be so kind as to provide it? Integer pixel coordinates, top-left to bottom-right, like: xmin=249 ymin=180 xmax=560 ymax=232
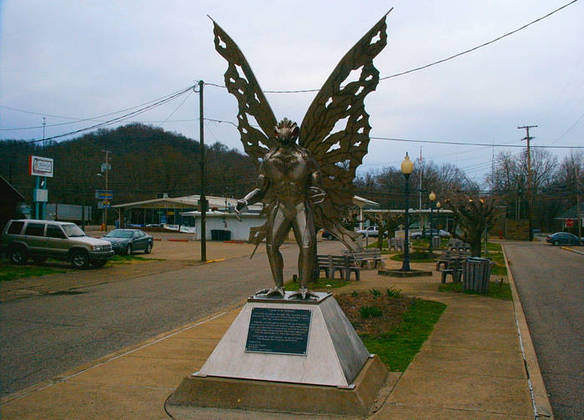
xmin=266 ymin=205 xmax=291 ymax=289
xmin=292 ymin=203 xmax=316 ymax=290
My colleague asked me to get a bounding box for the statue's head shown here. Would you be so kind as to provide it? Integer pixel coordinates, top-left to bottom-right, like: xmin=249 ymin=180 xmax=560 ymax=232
xmin=274 ymin=118 xmax=299 ymax=145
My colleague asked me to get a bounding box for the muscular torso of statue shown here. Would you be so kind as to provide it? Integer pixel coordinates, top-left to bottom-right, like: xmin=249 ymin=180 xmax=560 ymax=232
xmin=265 ymin=146 xmax=313 ymax=205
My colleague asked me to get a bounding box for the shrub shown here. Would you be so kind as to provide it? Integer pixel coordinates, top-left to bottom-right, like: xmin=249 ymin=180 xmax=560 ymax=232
xmin=369 ymin=288 xmax=381 ymax=297
xmin=360 ymin=306 xmax=383 ymax=318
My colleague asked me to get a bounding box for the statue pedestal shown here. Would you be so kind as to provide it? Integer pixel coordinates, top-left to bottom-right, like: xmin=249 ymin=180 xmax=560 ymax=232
xmin=167 ymin=292 xmax=388 ymax=416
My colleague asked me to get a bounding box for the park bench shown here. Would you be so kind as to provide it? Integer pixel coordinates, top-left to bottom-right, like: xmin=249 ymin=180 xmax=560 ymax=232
xmin=447 ymin=239 xmax=471 ymax=254
xmin=317 ymin=254 xmax=360 ymax=281
xmin=343 ymin=248 xmax=382 ymax=269
xmin=435 ymin=251 xmax=465 ymax=283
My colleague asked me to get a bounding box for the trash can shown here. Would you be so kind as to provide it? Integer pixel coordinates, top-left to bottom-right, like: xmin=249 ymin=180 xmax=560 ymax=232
xmin=463 ymin=257 xmax=492 ymax=294
xmin=211 ymin=229 xmax=220 ymax=241
xmin=431 ymin=236 xmax=441 ymax=249
xmin=221 ymin=230 xmax=231 ymax=241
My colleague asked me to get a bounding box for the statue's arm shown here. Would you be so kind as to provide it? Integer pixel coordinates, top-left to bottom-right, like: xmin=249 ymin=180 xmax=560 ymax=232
xmin=236 ymin=172 xmax=269 ymax=211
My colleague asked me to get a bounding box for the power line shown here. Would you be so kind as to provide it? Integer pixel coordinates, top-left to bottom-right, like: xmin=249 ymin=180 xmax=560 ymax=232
xmin=0 ymin=85 xmax=197 ymax=131
xmin=17 ymin=86 xmax=195 ymax=144
xmin=370 ymin=136 xmax=584 ymax=149
xmin=205 ymin=0 xmax=578 ymax=94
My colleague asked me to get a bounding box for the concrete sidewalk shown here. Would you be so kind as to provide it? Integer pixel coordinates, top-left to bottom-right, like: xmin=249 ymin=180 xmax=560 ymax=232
xmin=1 ymin=256 xmax=547 ymax=419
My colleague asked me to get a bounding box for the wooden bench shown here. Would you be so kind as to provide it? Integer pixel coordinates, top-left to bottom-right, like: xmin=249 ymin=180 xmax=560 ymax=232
xmin=343 ymin=248 xmax=382 ymax=269
xmin=317 ymin=254 xmax=360 ymax=281
xmin=446 ymin=239 xmax=471 ymax=254
xmin=436 ymin=252 xmax=465 ymax=283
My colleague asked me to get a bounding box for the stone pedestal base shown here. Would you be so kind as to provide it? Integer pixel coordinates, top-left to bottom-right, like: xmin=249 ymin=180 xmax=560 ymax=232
xmin=167 ymin=292 xmax=389 ymax=416
xmin=168 ymin=355 xmax=388 ymax=417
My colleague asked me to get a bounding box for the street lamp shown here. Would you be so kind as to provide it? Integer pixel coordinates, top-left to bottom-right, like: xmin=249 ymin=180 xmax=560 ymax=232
xmin=429 ymin=191 xmax=436 ymax=251
xmin=436 ymin=201 xmax=441 ymax=232
xmin=401 ymin=153 xmax=414 ymax=271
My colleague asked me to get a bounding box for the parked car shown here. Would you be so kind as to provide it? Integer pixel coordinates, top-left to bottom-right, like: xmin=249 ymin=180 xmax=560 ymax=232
xmin=356 ymin=226 xmax=386 ymax=237
xmin=411 ymin=229 xmax=451 ymax=239
xmin=0 ymin=219 xmax=114 ymax=268
xmin=545 ymin=232 xmax=583 ymax=246
xmin=102 ymin=229 xmax=153 ymax=255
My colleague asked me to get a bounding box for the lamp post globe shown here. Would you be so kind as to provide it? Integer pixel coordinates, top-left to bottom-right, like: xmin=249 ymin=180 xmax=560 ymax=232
xmin=401 ymin=153 xmax=414 ymax=271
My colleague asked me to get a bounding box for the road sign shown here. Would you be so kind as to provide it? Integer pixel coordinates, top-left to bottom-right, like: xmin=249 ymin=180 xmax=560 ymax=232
xmin=566 ymin=219 xmax=574 ymax=228
xmin=29 ymin=155 xmax=54 ymax=177
xmin=95 ymin=190 xmax=113 ymax=200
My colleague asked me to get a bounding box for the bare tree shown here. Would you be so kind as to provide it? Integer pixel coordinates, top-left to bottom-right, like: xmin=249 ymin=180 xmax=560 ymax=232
xmin=445 ymin=195 xmax=498 ymax=257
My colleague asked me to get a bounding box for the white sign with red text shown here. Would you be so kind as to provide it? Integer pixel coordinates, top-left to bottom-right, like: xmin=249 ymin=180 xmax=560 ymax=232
xmin=28 ymin=155 xmax=54 ymax=177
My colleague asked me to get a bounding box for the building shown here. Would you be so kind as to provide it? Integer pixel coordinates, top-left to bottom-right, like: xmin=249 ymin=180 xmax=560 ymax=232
xmin=0 ymin=176 xmax=25 ymax=231
xmin=112 ymin=194 xmax=379 ymax=240
xmin=111 ymin=195 xmax=262 ymax=230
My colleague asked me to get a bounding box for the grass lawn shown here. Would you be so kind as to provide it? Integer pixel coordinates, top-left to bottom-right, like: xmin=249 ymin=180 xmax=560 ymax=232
xmin=439 ymin=280 xmax=512 ymax=300
xmin=107 ymin=255 xmax=162 ymax=265
xmin=0 ymin=263 xmax=67 ymax=282
xmin=358 ymin=298 xmax=446 ymax=371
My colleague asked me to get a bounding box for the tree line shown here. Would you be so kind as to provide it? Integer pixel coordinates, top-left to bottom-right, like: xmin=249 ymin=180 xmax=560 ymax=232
xmin=0 ymin=123 xmax=257 ymax=209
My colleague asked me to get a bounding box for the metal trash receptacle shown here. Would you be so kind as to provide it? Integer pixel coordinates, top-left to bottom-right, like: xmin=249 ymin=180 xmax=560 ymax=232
xmin=210 ymin=229 xmax=220 ymax=240
xmin=431 ymin=236 xmax=441 ymax=249
xmin=463 ymin=257 xmax=492 ymax=294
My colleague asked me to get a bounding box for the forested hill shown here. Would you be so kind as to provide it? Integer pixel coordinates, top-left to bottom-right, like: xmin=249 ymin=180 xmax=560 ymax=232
xmin=0 ymin=123 xmax=257 ymax=205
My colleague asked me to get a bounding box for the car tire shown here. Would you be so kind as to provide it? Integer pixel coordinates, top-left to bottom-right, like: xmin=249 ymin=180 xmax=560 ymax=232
xmin=144 ymin=242 xmax=152 ymax=254
xmin=8 ymin=246 xmax=27 ymax=265
xmin=71 ymin=250 xmax=89 ymax=269
xmin=125 ymin=244 xmax=132 ymax=256
xmin=32 ymin=256 xmax=48 ymax=264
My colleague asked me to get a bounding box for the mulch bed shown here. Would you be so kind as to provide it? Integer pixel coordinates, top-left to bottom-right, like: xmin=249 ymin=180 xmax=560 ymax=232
xmin=335 ymin=292 xmax=413 ymax=337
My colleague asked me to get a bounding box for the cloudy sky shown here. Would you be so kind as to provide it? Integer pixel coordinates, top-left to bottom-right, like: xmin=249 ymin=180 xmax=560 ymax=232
xmin=1 ymin=0 xmax=583 ymax=185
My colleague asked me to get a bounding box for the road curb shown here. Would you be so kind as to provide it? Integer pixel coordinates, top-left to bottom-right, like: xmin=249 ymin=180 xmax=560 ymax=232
xmin=503 ymin=246 xmax=554 ymax=419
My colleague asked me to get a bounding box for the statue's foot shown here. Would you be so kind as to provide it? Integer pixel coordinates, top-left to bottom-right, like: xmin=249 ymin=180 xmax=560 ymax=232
xmin=287 ymin=287 xmax=318 ymax=300
xmin=255 ymin=287 xmax=285 ymax=298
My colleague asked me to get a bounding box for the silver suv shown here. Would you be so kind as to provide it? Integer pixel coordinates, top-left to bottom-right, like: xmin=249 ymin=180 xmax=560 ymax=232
xmin=1 ymin=219 xmax=114 ymax=268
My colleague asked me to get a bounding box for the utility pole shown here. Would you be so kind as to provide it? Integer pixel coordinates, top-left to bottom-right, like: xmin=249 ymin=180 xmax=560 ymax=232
xmin=102 ymin=149 xmax=111 ymax=232
xmin=418 ymin=147 xmax=423 ymax=210
xmin=518 ymin=125 xmax=537 ymax=241
xmin=42 ymin=117 xmax=46 ymax=147
xmin=576 ymin=162 xmax=582 ymax=238
xmin=199 ymin=81 xmax=207 ymax=262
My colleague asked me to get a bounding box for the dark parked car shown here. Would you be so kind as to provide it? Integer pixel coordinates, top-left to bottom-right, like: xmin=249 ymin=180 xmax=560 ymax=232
xmin=102 ymin=229 xmax=153 ymax=255
xmin=545 ymin=232 xmax=583 ymax=246
xmin=411 ymin=229 xmax=451 ymax=239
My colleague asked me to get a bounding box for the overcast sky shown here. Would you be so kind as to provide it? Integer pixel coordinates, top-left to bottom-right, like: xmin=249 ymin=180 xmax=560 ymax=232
xmin=1 ymin=0 xmax=583 ymax=185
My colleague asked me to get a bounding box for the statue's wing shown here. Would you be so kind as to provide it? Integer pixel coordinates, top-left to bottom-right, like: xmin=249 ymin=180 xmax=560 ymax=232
xmin=212 ymin=20 xmax=277 ymax=164
xmin=300 ymin=14 xmax=388 ymax=209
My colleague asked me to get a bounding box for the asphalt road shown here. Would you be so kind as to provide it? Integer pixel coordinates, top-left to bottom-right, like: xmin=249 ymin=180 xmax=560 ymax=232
xmin=0 ymin=240 xmax=344 ymax=397
xmin=504 ymin=242 xmax=584 ymax=419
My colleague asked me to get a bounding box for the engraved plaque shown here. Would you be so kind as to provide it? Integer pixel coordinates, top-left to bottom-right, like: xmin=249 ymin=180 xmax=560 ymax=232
xmin=245 ymin=307 xmax=311 ymax=355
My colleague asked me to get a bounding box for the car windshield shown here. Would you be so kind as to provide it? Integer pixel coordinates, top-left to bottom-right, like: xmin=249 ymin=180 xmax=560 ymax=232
xmin=62 ymin=224 xmax=85 ymax=237
xmin=105 ymin=230 xmax=133 ymax=238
